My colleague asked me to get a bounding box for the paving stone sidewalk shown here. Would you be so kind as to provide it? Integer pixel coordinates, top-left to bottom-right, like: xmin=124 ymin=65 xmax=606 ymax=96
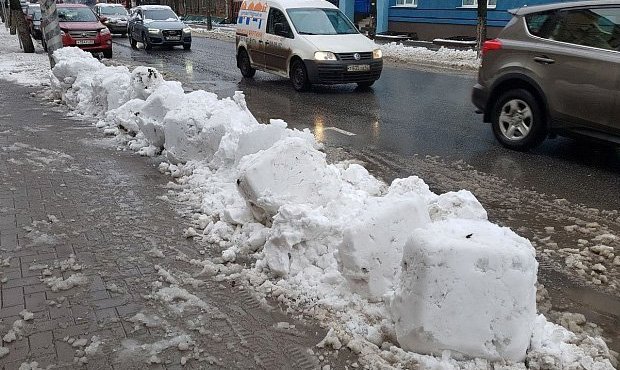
xmin=0 ymin=83 xmax=339 ymax=369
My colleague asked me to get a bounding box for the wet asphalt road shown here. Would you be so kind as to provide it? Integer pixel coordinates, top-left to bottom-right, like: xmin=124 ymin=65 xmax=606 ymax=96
xmin=109 ymin=35 xmax=620 ymax=349
xmin=111 ymin=35 xmax=620 ymax=211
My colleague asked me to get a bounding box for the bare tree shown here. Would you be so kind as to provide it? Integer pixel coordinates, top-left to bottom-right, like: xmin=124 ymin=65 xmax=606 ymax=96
xmin=9 ymin=0 xmax=34 ymax=52
xmin=476 ymin=0 xmax=487 ymax=58
xmin=206 ymin=0 xmax=212 ymax=30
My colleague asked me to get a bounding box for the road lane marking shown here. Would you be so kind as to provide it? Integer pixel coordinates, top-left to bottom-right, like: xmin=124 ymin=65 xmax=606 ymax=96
xmin=324 ymin=127 xmax=356 ymax=136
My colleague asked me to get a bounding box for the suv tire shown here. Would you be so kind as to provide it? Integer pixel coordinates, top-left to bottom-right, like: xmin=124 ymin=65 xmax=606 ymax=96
xmin=143 ymin=32 xmax=152 ymax=50
xmin=491 ymin=88 xmax=546 ymax=151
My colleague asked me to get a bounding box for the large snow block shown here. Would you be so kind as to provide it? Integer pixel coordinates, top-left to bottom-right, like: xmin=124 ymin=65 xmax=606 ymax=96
xmin=390 ymin=219 xmax=538 ymax=362
xmin=237 ymin=137 xmax=342 ymax=223
xmin=338 ymin=196 xmax=430 ymax=301
xmin=163 ymin=90 xmax=225 ymax=163
xmin=136 ymin=81 xmax=185 ymax=148
xmin=428 ymin=190 xmax=487 ymax=221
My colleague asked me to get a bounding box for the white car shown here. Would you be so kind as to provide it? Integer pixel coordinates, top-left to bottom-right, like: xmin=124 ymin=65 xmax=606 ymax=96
xmin=235 ymin=0 xmax=383 ymax=91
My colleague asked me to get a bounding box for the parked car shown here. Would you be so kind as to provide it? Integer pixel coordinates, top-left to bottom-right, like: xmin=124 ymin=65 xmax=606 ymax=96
xmin=42 ymin=3 xmax=112 ymax=58
xmin=127 ymin=5 xmax=191 ymax=50
xmin=472 ymin=0 xmax=620 ymax=150
xmin=25 ymin=3 xmax=42 ymax=40
xmin=93 ymin=3 xmax=129 ymax=36
xmin=235 ymin=0 xmax=383 ymax=91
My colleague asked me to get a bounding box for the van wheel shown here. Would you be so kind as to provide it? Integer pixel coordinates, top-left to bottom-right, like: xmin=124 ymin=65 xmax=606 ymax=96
xmin=491 ymin=88 xmax=546 ymax=151
xmin=238 ymin=49 xmax=255 ymax=78
xmin=290 ymin=59 xmax=310 ymax=92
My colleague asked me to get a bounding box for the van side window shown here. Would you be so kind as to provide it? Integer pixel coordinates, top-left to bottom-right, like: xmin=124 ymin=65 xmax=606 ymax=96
xmin=267 ymin=8 xmax=293 ymax=38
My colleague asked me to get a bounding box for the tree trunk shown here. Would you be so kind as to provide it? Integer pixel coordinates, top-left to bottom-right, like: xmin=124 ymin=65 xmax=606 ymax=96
xmin=40 ymin=0 xmax=63 ymax=68
xmin=9 ymin=0 xmax=34 ymax=52
xmin=13 ymin=10 xmax=35 ymax=52
xmin=476 ymin=0 xmax=487 ymax=58
xmin=9 ymin=9 xmax=16 ymax=34
xmin=206 ymin=0 xmax=212 ymax=30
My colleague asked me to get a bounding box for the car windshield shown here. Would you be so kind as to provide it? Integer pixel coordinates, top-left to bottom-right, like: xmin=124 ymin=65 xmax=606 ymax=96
xmin=144 ymin=9 xmax=177 ymax=21
xmin=101 ymin=6 xmax=128 ymax=15
xmin=286 ymin=8 xmax=358 ymax=35
xmin=57 ymin=7 xmax=98 ymax=22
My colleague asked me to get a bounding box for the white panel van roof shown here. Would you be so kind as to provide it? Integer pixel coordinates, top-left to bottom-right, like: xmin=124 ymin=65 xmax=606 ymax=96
xmin=257 ymin=0 xmax=338 ymax=10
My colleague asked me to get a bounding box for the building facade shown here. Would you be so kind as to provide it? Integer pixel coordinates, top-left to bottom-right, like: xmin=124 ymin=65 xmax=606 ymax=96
xmin=338 ymin=0 xmax=576 ymax=40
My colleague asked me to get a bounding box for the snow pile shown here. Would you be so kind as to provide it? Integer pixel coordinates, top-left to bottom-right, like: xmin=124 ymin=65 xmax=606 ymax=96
xmin=390 ymin=219 xmax=537 ymax=361
xmin=47 ymin=47 xmax=615 ymax=369
xmin=338 ymin=195 xmax=430 ymax=301
xmin=380 ymin=42 xmax=480 ymax=70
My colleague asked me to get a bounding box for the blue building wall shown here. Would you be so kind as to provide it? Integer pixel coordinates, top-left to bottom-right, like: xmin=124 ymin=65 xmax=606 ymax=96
xmin=387 ymin=0 xmax=573 ymax=30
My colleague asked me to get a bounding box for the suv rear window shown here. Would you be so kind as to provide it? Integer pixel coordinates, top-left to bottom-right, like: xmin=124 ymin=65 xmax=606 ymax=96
xmin=525 ymin=11 xmax=558 ymax=38
xmin=526 ymin=7 xmax=620 ymax=51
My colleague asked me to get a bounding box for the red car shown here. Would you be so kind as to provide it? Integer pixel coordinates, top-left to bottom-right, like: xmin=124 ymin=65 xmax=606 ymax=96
xmin=42 ymin=3 xmax=112 ymax=58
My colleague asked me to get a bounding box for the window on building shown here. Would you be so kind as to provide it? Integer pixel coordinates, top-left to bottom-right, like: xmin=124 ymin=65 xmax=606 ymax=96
xmin=461 ymin=0 xmax=497 ymax=8
xmin=395 ymin=0 xmax=417 ymax=7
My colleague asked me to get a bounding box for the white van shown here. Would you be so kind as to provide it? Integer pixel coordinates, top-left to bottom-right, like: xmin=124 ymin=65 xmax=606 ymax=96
xmin=235 ymin=0 xmax=383 ymax=91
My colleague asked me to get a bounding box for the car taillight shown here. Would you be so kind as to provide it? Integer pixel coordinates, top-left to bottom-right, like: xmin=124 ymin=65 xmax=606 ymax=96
xmin=482 ymin=39 xmax=502 ymax=57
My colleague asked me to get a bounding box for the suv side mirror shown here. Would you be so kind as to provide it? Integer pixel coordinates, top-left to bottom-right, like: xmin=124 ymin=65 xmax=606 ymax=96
xmin=274 ymin=22 xmax=289 ymax=38
xmin=99 ymin=16 xmax=108 ymax=22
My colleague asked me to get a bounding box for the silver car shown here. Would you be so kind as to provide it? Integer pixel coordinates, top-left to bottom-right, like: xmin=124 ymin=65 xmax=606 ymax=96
xmin=472 ymin=0 xmax=620 ymax=150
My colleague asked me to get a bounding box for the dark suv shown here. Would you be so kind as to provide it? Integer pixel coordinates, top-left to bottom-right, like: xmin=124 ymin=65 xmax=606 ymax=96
xmin=127 ymin=5 xmax=191 ymax=50
xmin=472 ymin=1 xmax=620 ymax=150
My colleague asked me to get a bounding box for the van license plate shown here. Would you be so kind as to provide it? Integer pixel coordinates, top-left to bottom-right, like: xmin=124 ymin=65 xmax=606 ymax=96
xmin=76 ymin=40 xmax=94 ymax=45
xmin=347 ymin=64 xmax=370 ymax=72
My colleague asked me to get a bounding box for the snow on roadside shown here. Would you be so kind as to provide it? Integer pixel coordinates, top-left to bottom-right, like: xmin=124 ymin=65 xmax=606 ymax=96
xmin=0 ymin=26 xmax=49 ymax=86
xmin=190 ymin=26 xmax=235 ymax=42
xmin=187 ymin=25 xmax=479 ymax=71
xmin=379 ymin=42 xmax=480 ymax=70
xmin=0 ymin=25 xmax=614 ymax=369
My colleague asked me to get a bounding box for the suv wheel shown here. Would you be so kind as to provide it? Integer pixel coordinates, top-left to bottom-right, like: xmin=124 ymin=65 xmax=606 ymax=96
xmin=492 ymin=89 xmax=546 ymax=150
xmin=142 ymin=32 xmax=152 ymax=50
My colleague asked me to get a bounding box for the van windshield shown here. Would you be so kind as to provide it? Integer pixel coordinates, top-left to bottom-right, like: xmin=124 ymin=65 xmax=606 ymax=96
xmin=287 ymin=8 xmax=358 ymax=35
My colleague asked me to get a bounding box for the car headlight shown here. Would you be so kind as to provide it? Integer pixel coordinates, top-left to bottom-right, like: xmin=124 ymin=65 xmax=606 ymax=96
xmin=182 ymin=27 xmax=191 ymax=34
xmin=100 ymin=27 xmax=110 ymax=35
xmin=314 ymin=51 xmax=337 ymax=61
xmin=148 ymin=28 xmax=160 ymax=34
xmin=373 ymin=49 xmax=382 ymax=59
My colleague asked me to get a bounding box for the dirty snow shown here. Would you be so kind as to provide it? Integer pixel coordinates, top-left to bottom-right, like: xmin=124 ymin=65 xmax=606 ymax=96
xmin=380 ymin=42 xmax=480 ymax=70
xmin=0 ymin=27 xmax=49 ymax=86
xmin=0 ymin=34 xmax=612 ymax=369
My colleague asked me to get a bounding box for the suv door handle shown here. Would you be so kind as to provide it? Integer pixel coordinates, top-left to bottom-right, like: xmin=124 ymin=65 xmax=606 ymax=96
xmin=534 ymin=56 xmax=555 ymax=64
